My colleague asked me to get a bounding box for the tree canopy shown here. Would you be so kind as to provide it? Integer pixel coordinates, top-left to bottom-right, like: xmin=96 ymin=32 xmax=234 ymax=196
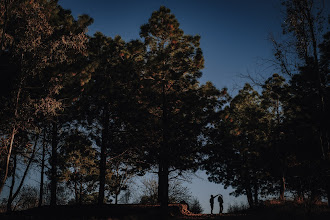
xmin=0 ymin=0 xmax=329 ymax=214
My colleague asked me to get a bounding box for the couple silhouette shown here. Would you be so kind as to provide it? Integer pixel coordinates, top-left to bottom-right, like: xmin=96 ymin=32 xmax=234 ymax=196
xmin=209 ymin=194 xmax=223 ymax=214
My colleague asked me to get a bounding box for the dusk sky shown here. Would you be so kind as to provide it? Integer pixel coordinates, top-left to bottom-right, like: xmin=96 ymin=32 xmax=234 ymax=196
xmin=58 ymin=0 xmax=284 ymax=92
xmin=56 ymin=0 xmax=286 ymax=213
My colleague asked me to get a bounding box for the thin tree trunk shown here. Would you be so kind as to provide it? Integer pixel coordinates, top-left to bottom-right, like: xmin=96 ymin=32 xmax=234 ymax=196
xmin=50 ymin=121 xmax=58 ymax=207
xmin=279 ymin=175 xmax=286 ymax=201
xmin=98 ymin=105 xmax=109 ymax=205
xmin=326 ymin=175 xmax=330 ymax=208
xmin=306 ymin=5 xmax=330 ymax=206
xmin=297 ymin=177 xmax=304 ymax=202
xmin=0 ymin=127 xmax=17 ymax=195
xmin=74 ymin=181 xmax=78 ymax=204
xmin=115 ymin=193 xmax=118 ymax=204
xmin=275 ymin=96 xmax=287 ymax=202
xmin=38 ymin=127 xmax=47 ymax=207
xmin=6 ymin=154 xmax=17 ymax=213
xmin=253 ymin=181 xmax=258 ymax=205
xmin=7 ymin=135 xmax=39 ymax=210
xmin=79 ymin=182 xmax=82 ymax=204
xmin=308 ymin=10 xmax=329 ymax=161
xmin=0 ymin=85 xmax=21 ymax=195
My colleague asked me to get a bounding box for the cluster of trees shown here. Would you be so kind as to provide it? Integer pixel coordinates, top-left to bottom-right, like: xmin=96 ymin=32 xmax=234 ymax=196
xmin=204 ymin=0 xmax=329 ymax=208
xmin=0 ymin=0 xmax=220 ymax=212
xmin=0 ymin=0 xmax=329 ymax=214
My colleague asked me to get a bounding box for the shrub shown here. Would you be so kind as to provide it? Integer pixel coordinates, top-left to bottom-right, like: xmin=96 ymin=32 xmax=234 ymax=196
xmin=227 ymin=202 xmax=249 ymax=213
xmin=189 ymin=198 xmax=203 ymax=214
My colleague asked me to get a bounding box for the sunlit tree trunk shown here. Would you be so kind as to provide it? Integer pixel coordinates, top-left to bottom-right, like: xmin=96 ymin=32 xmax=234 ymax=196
xmin=0 ymin=85 xmax=21 ymax=195
xmin=7 ymin=135 xmax=38 ymax=211
xmin=0 ymin=127 xmax=15 ymax=195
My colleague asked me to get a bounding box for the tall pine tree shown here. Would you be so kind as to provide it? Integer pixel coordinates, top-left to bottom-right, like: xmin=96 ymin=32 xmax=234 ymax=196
xmin=139 ymin=6 xmax=222 ymax=209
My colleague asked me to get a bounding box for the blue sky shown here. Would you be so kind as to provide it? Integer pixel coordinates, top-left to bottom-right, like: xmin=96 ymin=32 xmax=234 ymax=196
xmin=58 ymin=0 xmax=283 ymax=91
xmin=56 ymin=0 xmax=284 ymax=213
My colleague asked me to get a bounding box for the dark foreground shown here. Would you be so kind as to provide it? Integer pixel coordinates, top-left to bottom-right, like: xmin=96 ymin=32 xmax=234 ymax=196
xmin=1 ymin=202 xmax=329 ymax=220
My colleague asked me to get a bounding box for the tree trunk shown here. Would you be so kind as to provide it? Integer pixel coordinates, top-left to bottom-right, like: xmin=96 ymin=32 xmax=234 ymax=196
xmin=7 ymin=135 xmax=38 ymax=211
xmin=246 ymin=189 xmax=254 ymax=207
xmin=279 ymin=175 xmax=286 ymax=201
xmin=326 ymin=175 xmax=330 ymax=208
xmin=311 ymin=184 xmax=321 ymax=204
xmin=306 ymin=4 xmax=330 ymax=207
xmin=115 ymin=193 xmax=119 ymax=204
xmin=296 ymin=178 xmax=304 ymax=202
xmin=50 ymin=121 xmax=58 ymax=207
xmin=246 ymin=187 xmax=254 ymax=208
xmin=98 ymin=105 xmax=109 ymax=205
xmin=0 ymin=127 xmax=17 ymax=195
xmin=79 ymin=182 xmax=83 ymax=204
xmin=0 ymin=83 xmax=21 ymax=195
xmin=244 ymin=176 xmax=253 ymax=208
xmin=38 ymin=127 xmax=46 ymax=207
xmin=253 ymin=181 xmax=258 ymax=205
xmin=6 ymin=154 xmax=17 ymax=213
xmin=74 ymin=181 xmax=78 ymax=204
xmin=158 ymin=81 xmax=169 ymax=213
xmin=158 ymin=161 xmax=169 ymax=207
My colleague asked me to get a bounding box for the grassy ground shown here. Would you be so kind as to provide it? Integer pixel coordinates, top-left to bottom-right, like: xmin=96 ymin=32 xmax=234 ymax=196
xmin=226 ymin=200 xmax=330 ymax=220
